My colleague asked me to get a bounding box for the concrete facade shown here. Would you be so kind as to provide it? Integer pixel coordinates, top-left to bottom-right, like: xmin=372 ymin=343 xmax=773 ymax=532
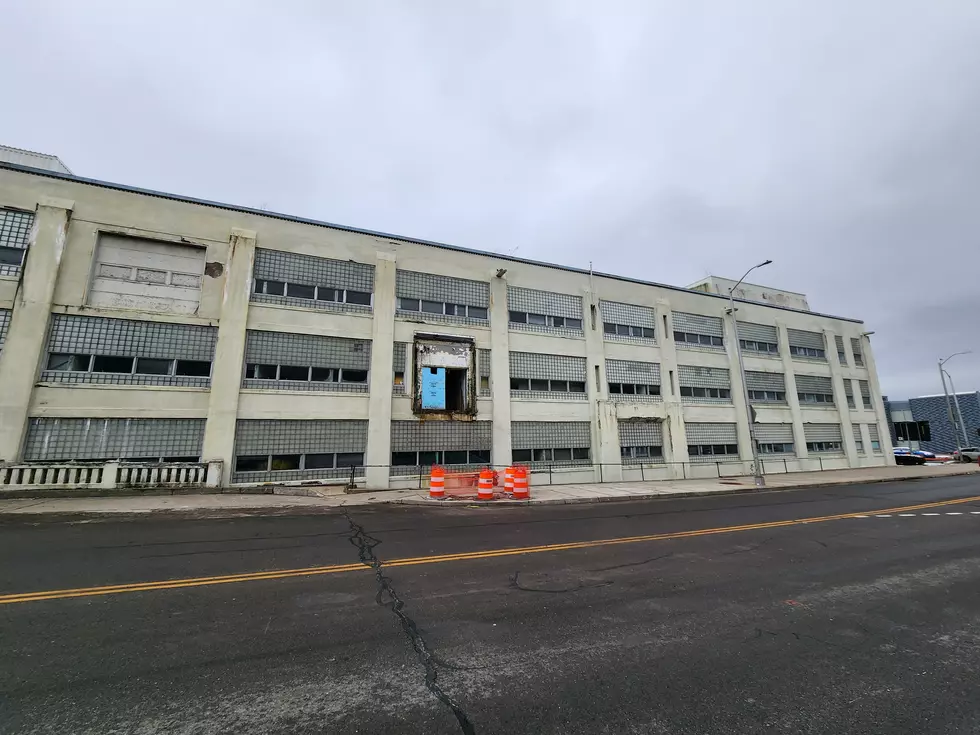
xmin=0 ymin=162 xmax=894 ymax=488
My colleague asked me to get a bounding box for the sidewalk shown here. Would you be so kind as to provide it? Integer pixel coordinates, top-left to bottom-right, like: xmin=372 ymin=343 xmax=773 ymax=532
xmin=0 ymin=464 xmax=976 ymax=518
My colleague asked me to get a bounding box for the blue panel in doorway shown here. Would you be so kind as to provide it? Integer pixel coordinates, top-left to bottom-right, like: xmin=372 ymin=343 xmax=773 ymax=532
xmin=421 ymin=367 xmax=446 ymax=409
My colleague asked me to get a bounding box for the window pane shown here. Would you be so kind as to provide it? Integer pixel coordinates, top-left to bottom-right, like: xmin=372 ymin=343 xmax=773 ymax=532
xmin=345 ymin=290 xmax=372 ymax=305
xmin=553 ymin=448 xmax=572 ymax=461
xmin=609 ymin=383 xmax=622 ymax=394
xmin=418 ymin=451 xmax=439 ymax=466
xmin=635 ymin=384 xmax=649 ymax=395
xmin=680 ymin=386 xmax=693 ymax=397
xmin=649 ymin=385 xmax=661 ymax=395
xmin=270 ymin=455 xmax=301 ymax=470
xmin=549 ymin=380 xmax=568 ymax=392
xmin=467 ymin=306 xmax=488 ymax=320
xmin=398 ymin=297 xmax=420 ymax=311
xmin=551 ymin=316 xmax=565 ymax=328
xmin=510 ymin=378 xmax=529 ymax=390
xmin=311 ymin=367 xmax=337 ymax=382
xmin=135 ymin=358 xmax=172 ymax=375
xmin=634 ymin=446 xmax=650 ymax=458
xmin=650 ymin=445 xmax=663 ymax=456
xmin=92 ymin=355 xmax=134 ymax=373
xmin=565 ymin=318 xmax=582 ymax=330
xmin=512 ymin=449 xmax=532 ymax=462
xmin=568 ymin=381 xmax=586 ymax=393
xmin=699 ymin=334 xmax=713 ymax=345
xmin=572 ymin=448 xmax=590 ymax=460
xmin=443 ymin=303 xmax=458 ymax=316
xmin=621 ymin=446 xmax=632 ymax=459
xmin=393 ymin=371 xmax=405 ymax=385
xmin=47 ymin=353 xmax=89 ymax=371
xmin=341 ymin=369 xmax=368 ymax=383
xmin=0 ymin=247 xmax=24 ymax=266
xmin=392 ymin=452 xmax=417 ymax=466
xmin=641 ymin=327 xmax=655 ymax=339
xmin=336 ymin=453 xmax=364 ymax=468
xmin=673 ymin=331 xmax=686 ymax=342
xmin=509 ymin=311 xmax=527 ymax=324
xmin=469 ymin=450 xmax=491 ymax=463
xmin=622 ymin=384 xmax=636 ymax=395
xmin=604 ymin=322 xmax=617 ymax=335
xmin=617 ymin=324 xmax=631 ymax=336
xmin=287 ymin=283 xmax=315 ymax=299
xmin=236 ymin=455 xmax=268 ymax=472
xmin=421 ymin=300 xmax=443 ymax=314
xmin=688 ymin=445 xmax=701 ymax=456
xmin=444 ymin=450 xmax=468 ymax=464
xmin=530 ymin=379 xmax=550 ymax=391
xmin=318 ymin=288 xmax=341 ymax=302
xmin=304 ymin=453 xmax=335 ymax=469
xmin=527 ymin=313 xmax=547 ymax=325
xmin=175 ymin=360 xmax=211 ymax=377
xmin=251 ymin=363 xmax=278 ymax=379
xmin=480 ymin=376 xmax=490 ymax=392
xmin=532 ymin=448 xmax=552 ymax=462
xmin=278 ymin=365 xmax=309 ymax=381
xmin=263 ymin=280 xmax=285 ymax=295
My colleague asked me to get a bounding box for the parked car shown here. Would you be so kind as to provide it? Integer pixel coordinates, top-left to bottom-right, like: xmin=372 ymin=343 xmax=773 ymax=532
xmin=911 ymin=450 xmax=936 ymax=459
xmin=893 ymin=448 xmax=926 ymax=466
xmin=952 ymin=447 xmax=980 ymax=463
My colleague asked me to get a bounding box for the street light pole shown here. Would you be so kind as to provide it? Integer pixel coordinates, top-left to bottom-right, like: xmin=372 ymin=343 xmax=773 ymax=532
xmin=727 ymin=259 xmax=772 ymax=488
xmin=939 ymin=351 xmax=972 ymax=457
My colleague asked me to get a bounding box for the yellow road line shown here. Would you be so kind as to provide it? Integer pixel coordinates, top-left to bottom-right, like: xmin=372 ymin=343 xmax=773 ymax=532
xmin=3 ymin=492 xmax=980 ymax=606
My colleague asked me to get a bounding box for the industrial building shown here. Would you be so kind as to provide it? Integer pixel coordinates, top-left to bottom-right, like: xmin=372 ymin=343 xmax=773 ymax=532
xmin=885 ymin=392 xmax=980 ymax=454
xmin=0 ymin=152 xmax=894 ymax=489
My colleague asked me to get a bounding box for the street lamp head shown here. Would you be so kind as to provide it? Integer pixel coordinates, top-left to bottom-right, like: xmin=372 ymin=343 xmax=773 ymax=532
xmin=940 ymin=350 xmax=972 ymax=366
xmin=759 ymin=259 xmax=773 ymax=267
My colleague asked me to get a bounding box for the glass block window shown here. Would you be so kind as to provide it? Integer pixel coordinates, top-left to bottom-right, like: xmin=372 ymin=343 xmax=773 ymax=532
xmin=787 ymin=329 xmax=826 ymax=361
xmin=390 ymin=420 xmax=492 ymax=476
xmin=796 ymin=374 xmax=835 ymax=405
xmin=685 ymin=422 xmax=739 ymax=463
xmin=673 ymin=312 xmax=724 ymax=351
xmin=852 ymin=423 xmax=865 ymax=453
xmin=0 ymin=208 xmax=33 ymax=277
xmin=858 ymin=380 xmax=873 ymax=409
xmin=606 ymin=359 xmax=662 ymax=401
xmin=804 ymin=423 xmax=844 ymax=453
xmin=251 ymin=248 xmax=374 ymax=313
xmin=737 ymin=323 xmax=779 ymax=355
xmin=619 ymin=420 xmax=664 ymax=464
xmin=0 ymin=308 xmax=10 ymax=352
xmin=242 ymin=330 xmax=371 ymax=392
xmin=233 ymin=419 xmax=367 ymax=483
xmin=678 ymin=365 xmax=732 ymax=403
xmin=41 ymin=315 xmax=217 ymax=387
xmin=868 ymin=423 xmax=882 ymax=452
xmin=510 ymin=352 xmax=587 ymax=399
xmin=844 ymin=380 xmax=856 ymax=408
xmin=835 ymin=335 xmax=847 ymax=365
xmin=744 ymin=371 xmax=787 ymax=404
xmin=478 ymin=349 xmax=491 ymax=396
xmin=511 ymin=421 xmax=591 ymax=467
xmin=395 ymin=270 xmax=490 ymax=326
xmin=600 ymin=301 xmax=656 ymax=343
xmin=507 ymin=286 xmax=584 ymax=336
xmin=851 ymin=338 xmax=865 ymax=366
xmin=24 ymin=418 xmax=205 ymax=462
xmin=393 ymin=342 xmax=408 ymax=394
xmin=755 ymin=423 xmax=795 ymax=455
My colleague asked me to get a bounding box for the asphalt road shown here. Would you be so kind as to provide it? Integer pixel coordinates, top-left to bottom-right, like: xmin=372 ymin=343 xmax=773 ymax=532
xmin=3 ymin=475 xmax=980 ymax=734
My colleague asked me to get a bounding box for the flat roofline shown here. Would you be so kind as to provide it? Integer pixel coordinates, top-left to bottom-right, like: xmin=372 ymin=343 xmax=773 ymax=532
xmin=689 ymin=275 xmax=808 ymax=299
xmin=909 ymin=392 xmax=979 ymax=399
xmin=0 ymin=161 xmax=863 ymax=324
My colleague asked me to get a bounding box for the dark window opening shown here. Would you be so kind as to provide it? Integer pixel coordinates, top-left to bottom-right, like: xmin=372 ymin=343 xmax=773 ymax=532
xmin=467 ymin=305 xmax=488 ymax=320
xmin=311 ymin=367 xmax=338 ymax=382
xmin=418 ymin=450 xmax=440 ymax=467
xmin=304 ymin=454 xmax=335 ymax=469
xmin=394 ymin=371 xmax=405 ymax=385
xmin=445 ymin=368 xmax=467 ymax=411
xmin=345 ymin=290 xmax=372 ymax=305
xmin=318 ymin=288 xmax=341 ymax=302
xmin=278 ymin=365 xmax=309 ymax=381
xmin=336 ymin=452 xmax=364 ymax=468
xmin=470 ymin=450 xmax=491 ymax=463
xmin=509 ymin=311 xmax=527 ymax=324
xmin=236 ymin=455 xmax=268 ymax=472
xmin=92 ymin=355 xmax=135 ymax=373
xmin=421 ymin=300 xmax=443 ymax=314
xmin=568 ymin=381 xmax=586 ymax=393
xmin=895 ymin=421 xmax=931 ymax=442
xmin=135 ymin=358 xmax=173 ymax=375
xmin=513 ymin=449 xmax=532 ymax=462
xmin=444 ymin=450 xmax=469 ymax=464
xmin=530 ymin=378 xmax=550 ymax=392
xmin=287 ymin=283 xmax=315 ymax=299
xmin=47 ymin=353 xmax=90 ymax=371
xmin=0 ymin=247 xmax=25 ymax=266
xmin=342 ymin=369 xmax=368 ymax=383
xmin=270 ymin=454 xmax=301 ymax=470
xmin=175 ymin=360 xmax=211 ymax=377
xmin=511 ymin=378 xmax=529 ymax=391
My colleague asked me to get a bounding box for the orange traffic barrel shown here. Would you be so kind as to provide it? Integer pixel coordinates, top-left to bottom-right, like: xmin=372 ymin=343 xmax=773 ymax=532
xmin=513 ymin=467 xmax=529 ymax=499
xmin=503 ymin=466 xmax=515 ymax=495
xmin=429 ymin=465 xmax=446 ymax=499
xmin=477 ymin=468 xmax=494 ymax=500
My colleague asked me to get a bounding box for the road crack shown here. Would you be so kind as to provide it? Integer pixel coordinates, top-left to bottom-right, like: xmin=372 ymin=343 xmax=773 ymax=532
xmin=344 ymin=510 xmax=476 ymax=735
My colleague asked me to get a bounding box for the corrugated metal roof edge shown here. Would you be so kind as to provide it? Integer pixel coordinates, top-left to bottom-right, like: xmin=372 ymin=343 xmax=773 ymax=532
xmin=0 ymin=161 xmax=863 ymax=324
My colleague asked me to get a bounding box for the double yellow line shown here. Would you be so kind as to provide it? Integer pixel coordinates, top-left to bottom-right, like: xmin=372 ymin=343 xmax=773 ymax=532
xmin=3 ymin=493 xmax=979 ymax=606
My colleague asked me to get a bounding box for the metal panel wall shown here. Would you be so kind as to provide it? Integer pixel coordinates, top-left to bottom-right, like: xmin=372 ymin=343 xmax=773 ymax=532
xmin=803 ymin=423 xmax=843 ymax=442
xmin=24 ymin=418 xmax=205 ymax=461
xmin=755 ymin=423 xmax=795 ymax=443
xmin=685 ymin=422 xmax=738 ymax=443
xmin=795 ymin=375 xmax=834 ymax=394
xmin=606 ymin=359 xmax=661 ymax=384
xmin=512 ymin=422 xmax=591 ymax=450
xmin=787 ymin=329 xmax=825 ymax=350
xmin=737 ymin=322 xmax=778 ymax=343
xmin=510 ymin=352 xmax=586 ymax=381
xmin=744 ymin=371 xmax=785 ymax=391
xmin=673 ymin=312 xmax=723 ymax=337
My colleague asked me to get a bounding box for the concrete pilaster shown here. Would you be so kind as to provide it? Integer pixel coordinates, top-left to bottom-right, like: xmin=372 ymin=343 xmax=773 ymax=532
xmin=658 ymin=300 xmax=689 ymax=476
xmin=724 ymin=311 xmax=754 ymax=463
xmin=860 ymin=333 xmax=895 ymax=464
xmin=777 ymin=322 xmax=809 ymax=460
xmin=364 ymin=252 xmax=397 ymax=488
xmin=0 ymin=197 xmax=74 ymax=461
xmin=201 ymin=228 xmax=255 ymax=484
xmin=584 ymin=288 xmax=621 ymax=481
xmin=489 ymin=274 xmax=512 ymax=467
xmin=825 ymin=328 xmax=858 ymax=466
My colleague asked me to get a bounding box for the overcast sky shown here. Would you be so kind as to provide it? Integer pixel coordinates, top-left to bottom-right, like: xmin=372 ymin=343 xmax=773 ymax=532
xmin=3 ymin=1 xmax=979 ymax=398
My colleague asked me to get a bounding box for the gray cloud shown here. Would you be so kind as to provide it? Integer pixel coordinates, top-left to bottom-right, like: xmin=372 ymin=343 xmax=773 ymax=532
xmin=2 ymin=0 xmax=979 ymax=398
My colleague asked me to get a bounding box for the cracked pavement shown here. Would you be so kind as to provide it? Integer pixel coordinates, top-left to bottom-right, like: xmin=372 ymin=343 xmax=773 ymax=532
xmin=3 ymin=475 xmax=980 ymax=733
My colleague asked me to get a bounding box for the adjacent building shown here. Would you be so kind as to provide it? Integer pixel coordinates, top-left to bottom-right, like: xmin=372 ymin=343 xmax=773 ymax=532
xmin=0 ymin=157 xmax=895 ymax=488
xmin=885 ymin=392 xmax=980 ymax=453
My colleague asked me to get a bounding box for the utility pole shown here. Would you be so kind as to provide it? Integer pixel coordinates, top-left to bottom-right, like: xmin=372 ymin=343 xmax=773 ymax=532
xmin=938 ymin=363 xmax=959 ymax=457
xmin=939 ymin=351 xmax=972 ymax=457
xmin=727 ymin=260 xmax=772 ymax=488
xmin=945 ymin=369 xmax=970 ymax=448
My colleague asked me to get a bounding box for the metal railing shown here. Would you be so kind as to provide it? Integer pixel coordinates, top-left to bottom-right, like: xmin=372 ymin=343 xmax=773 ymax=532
xmin=0 ymin=460 xmax=223 ymax=491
